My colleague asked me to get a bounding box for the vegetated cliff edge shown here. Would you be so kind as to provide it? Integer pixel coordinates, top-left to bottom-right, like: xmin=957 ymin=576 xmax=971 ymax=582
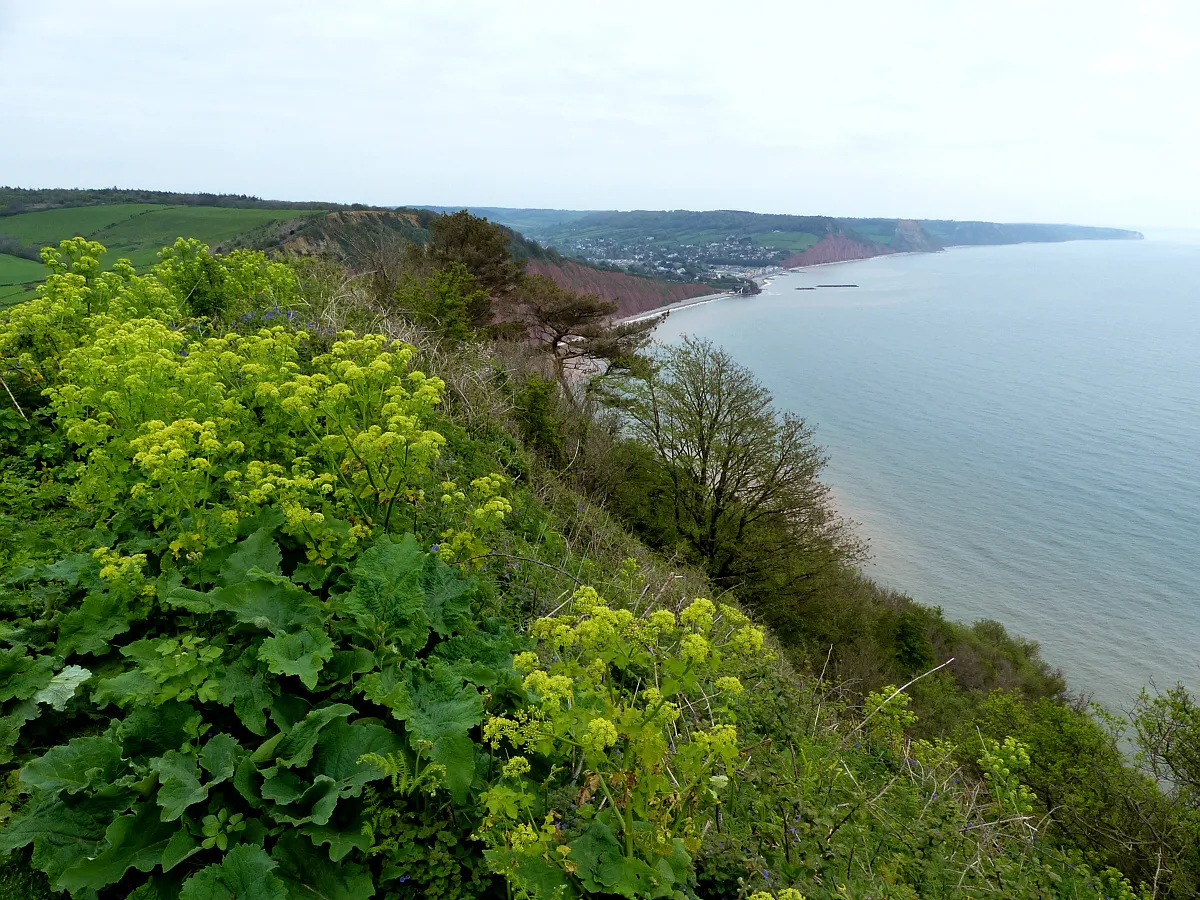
xmin=231 ymin=209 xmax=713 ymax=319
xmin=779 ymin=234 xmax=894 ymax=268
xmin=525 ymin=257 xmax=712 ymax=317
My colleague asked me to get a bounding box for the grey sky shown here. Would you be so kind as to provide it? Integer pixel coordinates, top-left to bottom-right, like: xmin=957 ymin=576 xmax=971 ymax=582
xmin=1 ymin=1 xmax=1196 ymax=228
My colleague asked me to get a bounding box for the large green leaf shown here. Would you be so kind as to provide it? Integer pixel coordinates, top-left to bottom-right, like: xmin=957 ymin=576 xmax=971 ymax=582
xmin=162 ymin=826 xmax=201 ymax=873
xmin=299 ymin=817 xmax=371 ymax=863
xmin=219 ymin=528 xmax=283 ymax=585
xmin=43 ymin=552 xmax=98 ymax=587
xmin=419 ymin=555 xmax=474 ymax=637
xmin=312 ymin=718 xmax=403 ymax=798
xmin=216 ymin=661 xmax=275 ymax=735
xmin=118 ymin=701 xmax=196 ymax=759
xmin=569 ymin=819 xmax=667 ymax=900
xmin=0 ymin=647 xmax=55 ymax=702
xmin=57 ymin=800 xmax=175 ymax=893
xmin=200 ymin=733 xmax=243 ymax=783
xmin=406 ymin=663 xmax=484 ymax=743
xmin=151 ymin=750 xmax=208 ymax=821
xmin=57 ymin=590 xmax=132 ymax=657
xmin=320 ymin=648 xmax=376 ymax=687
xmin=270 ymin=704 xmax=356 ymax=769
xmin=169 ymin=569 xmax=320 ymax=634
xmin=342 ymin=535 xmax=429 ymax=652
xmin=259 ymin=629 xmax=334 ymax=690
xmin=264 ymin=774 xmax=340 ymax=826
xmin=33 ymin=664 xmax=91 ymax=711
xmin=179 ymin=844 xmax=287 ymax=900
xmin=272 ymin=832 xmax=375 ymax=900
xmin=0 ymin=793 xmax=134 ymax=884
xmin=406 ymin=663 xmax=484 ymax=803
xmin=430 ymin=732 xmax=477 ymax=804
xmin=21 ymin=735 xmax=126 ymax=795
xmin=0 ymin=700 xmax=39 ymax=765
xmin=213 ymin=571 xmax=323 ymax=635
xmin=358 ymin=664 xmax=413 ymax=720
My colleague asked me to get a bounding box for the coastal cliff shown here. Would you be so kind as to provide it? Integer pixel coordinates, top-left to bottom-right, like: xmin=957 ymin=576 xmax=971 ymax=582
xmin=780 ymin=233 xmax=893 ymax=268
xmin=525 ymin=257 xmax=713 ymax=317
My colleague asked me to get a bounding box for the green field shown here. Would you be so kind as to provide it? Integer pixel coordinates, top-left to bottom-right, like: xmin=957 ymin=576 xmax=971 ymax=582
xmin=749 ymin=231 xmax=822 ymax=251
xmin=91 ymin=206 xmax=322 ymax=266
xmin=0 ymin=254 xmax=46 ymax=308
xmin=0 ymin=252 xmax=45 ymax=285
xmin=0 ymin=205 xmax=327 ymax=302
xmin=0 ymin=203 xmax=163 ymax=244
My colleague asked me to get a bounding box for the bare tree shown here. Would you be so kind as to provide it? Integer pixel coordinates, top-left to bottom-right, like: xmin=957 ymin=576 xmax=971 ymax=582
xmin=612 ymin=336 xmax=861 ymax=585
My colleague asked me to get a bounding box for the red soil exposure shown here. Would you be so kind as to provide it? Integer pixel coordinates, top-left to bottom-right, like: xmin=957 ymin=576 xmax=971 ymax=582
xmin=525 ymin=258 xmax=713 ymax=318
xmin=780 ymin=234 xmax=893 ymax=268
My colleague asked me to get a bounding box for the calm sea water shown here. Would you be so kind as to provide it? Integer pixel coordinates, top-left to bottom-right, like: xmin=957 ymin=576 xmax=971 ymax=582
xmin=653 ymin=239 xmax=1200 ymax=712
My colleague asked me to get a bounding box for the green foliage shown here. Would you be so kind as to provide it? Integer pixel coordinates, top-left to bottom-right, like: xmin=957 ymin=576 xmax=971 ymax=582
xmin=513 ymin=374 xmax=566 ymax=467
xmin=0 ymin=232 xmax=1188 ymax=900
xmin=479 ymin=589 xmax=763 ymax=898
xmin=392 ymin=263 xmax=484 ymax=345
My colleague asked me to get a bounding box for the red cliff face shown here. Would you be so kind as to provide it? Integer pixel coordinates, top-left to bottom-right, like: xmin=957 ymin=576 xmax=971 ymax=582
xmin=780 ymin=235 xmax=892 ymax=268
xmin=525 ymin=258 xmax=713 ymax=318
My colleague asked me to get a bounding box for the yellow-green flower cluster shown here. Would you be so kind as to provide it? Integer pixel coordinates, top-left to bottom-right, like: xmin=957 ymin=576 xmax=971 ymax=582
xmin=582 ymin=717 xmax=619 ymax=753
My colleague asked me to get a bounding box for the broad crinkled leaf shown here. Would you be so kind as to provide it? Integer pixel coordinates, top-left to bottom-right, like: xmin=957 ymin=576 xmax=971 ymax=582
xmin=180 ymin=844 xmax=287 ymax=900
xmin=266 ymin=774 xmax=340 ymax=826
xmin=21 ymin=735 xmax=126 ymax=795
xmin=0 ymin=647 xmax=55 ymax=702
xmin=406 ymin=664 xmax=484 ymax=804
xmin=57 ymin=590 xmax=133 ymax=657
xmin=118 ymin=701 xmax=196 ymax=759
xmin=210 ymin=571 xmax=322 ymax=634
xmin=92 ymin=667 xmax=156 ymax=708
xmin=259 ymin=628 xmax=335 ymax=690
xmin=57 ymin=800 xmax=176 ymax=893
xmin=223 ymin=570 xmax=322 ymax=632
xmin=200 ymin=733 xmax=243 ymax=783
xmin=430 ymin=732 xmax=477 ymax=804
xmin=271 ymin=704 xmax=356 ymax=769
xmin=217 ymin=663 xmax=274 ymax=735
xmin=312 ymin=718 xmax=403 ymax=798
xmin=0 ymin=701 xmax=39 ymax=765
xmin=569 ymin=818 xmax=665 ymax=900
xmin=162 ymin=826 xmax=201 ymax=873
xmin=299 ymin=818 xmax=371 ymax=863
xmin=272 ymin=832 xmax=375 ymax=900
xmin=34 ymin=664 xmax=91 ymax=711
xmin=43 ymin=552 xmax=98 ymax=587
xmin=0 ymin=793 xmax=135 ymax=884
xmin=219 ymin=528 xmax=283 ymax=586
xmin=358 ymin=664 xmax=413 ymax=720
xmin=321 ymin=648 xmax=376 ymax=686
xmin=343 ymin=535 xmax=428 ymax=651
xmin=406 ymin=664 xmax=484 ymax=745
xmin=419 ymin=555 xmax=474 ymax=637
xmin=151 ymin=750 xmax=208 ymax=821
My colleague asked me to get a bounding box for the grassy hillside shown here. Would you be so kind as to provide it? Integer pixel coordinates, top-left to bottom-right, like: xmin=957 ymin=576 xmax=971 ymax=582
xmin=0 ymin=203 xmax=329 ymax=308
xmin=4 ymin=235 xmax=1193 ymax=899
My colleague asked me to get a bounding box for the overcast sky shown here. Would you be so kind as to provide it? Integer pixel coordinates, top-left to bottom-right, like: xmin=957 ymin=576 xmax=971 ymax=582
xmin=1 ymin=1 xmax=1196 ymax=228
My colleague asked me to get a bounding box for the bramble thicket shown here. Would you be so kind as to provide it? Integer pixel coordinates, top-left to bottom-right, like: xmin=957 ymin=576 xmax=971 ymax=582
xmin=0 ymin=233 xmax=1197 ymax=899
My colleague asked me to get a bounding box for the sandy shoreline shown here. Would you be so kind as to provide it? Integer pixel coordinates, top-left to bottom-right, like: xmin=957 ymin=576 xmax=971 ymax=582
xmin=614 ymin=253 xmax=901 ymax=325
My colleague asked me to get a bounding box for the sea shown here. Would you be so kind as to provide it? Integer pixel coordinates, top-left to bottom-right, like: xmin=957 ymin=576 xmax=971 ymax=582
xmin=651 ymin=237 xmax=1200 ymax=713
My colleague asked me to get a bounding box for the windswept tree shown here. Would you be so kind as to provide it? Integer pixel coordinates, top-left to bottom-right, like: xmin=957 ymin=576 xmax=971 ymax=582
xmin=612 ymin=336 xmax=860 ymax=597
xmin=513 ymin=274 xmax=660 ymax=389
xmin=391 ymin=262 xmax=486 ymax=347
xmin=425 ymin=210 xmax=523 ymax=326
